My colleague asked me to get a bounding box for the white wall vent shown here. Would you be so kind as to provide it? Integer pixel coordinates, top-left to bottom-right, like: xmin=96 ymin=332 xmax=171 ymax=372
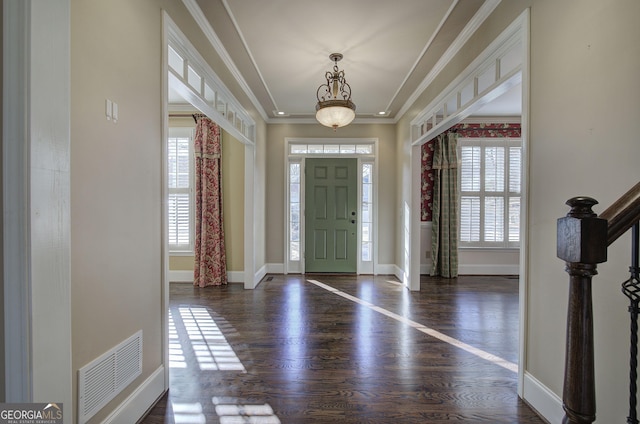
xmin=78 ymin=330 xmax=143 ymax=424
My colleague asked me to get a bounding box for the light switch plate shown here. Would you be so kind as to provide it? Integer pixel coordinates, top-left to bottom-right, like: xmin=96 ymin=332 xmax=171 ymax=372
xmin=105 ymin=99 xmax=112 ymax=120
xmin=112 ymin=102 xmax=118 ymax=123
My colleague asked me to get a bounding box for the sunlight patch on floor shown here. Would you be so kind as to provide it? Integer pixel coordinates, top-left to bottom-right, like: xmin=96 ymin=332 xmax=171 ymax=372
xmin=307 ymin=279 xmax=518 ymax=373
xmin=171 ymin=402 xmax=206 ymax=424
xmin=168 ymin=311 xmax=187 ymax=369
xmin=169 ymin=307 xmax=246 ymax=372
xmin=384 ymin=279 xmax=406 ymax=287
xmin=213 ymin=397 xmax=281 ymax=424
xmin=170 ymin=308 xmax=281 ymax=422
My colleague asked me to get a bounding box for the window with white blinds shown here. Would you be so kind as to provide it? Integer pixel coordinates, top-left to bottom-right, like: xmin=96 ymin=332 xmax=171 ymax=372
xmin=168 ymin=127 xmax=194 ymax=253
xmin=459 ymin=138 xmax=521 ymax=248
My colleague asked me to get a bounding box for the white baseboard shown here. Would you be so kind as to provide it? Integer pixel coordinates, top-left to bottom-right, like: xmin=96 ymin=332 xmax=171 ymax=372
xmin=101 ymin=365 xmax=165 ymax=424
xmin=263 ymin=263 xmax=398 ymax=276
xmin=458 ymin=264 xmax=519 ymax=275
xmin=265 ymin=263 xmax=284 ymax=274
xmin=523 ymin=371 xmax=563 ymax=424
xmin=263 ymin=263 xmax=398 ymax=277
xmin=418 ymin=264 xmax=519 ymax=275
xmin=168 ymin=270 xmax=192 ymax=283
xmin=253 ymin=265 xmax=268 ymax=287
xmin=374 ymin=264 xmax=397 ymax=275
xmin=392 ymin=265 xmax=406 ymax=285
xmin=170 ymin=263 xmax=518 ymax=283
xmin=218 ymin=263 xmax=515 ymax=279
xmin=227 ymin=271 xmax=243 ymax=283
xmin=168 ymin=270 xmax=245 ymax=283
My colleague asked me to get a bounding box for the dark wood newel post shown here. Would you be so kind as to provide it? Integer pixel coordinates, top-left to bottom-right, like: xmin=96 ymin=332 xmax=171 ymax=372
xmin=557 ymin=197 xmax=608 ymax=424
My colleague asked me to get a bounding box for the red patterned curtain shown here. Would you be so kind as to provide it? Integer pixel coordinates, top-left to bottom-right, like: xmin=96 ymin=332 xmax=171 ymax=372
xmin=194 ymin=117 xmax=227 ymax=287
xmin=421 ymin=123 xmax=521 ymax=221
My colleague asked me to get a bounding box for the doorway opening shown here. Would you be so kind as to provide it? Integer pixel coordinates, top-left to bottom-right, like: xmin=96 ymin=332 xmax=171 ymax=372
xmin=161 ymin=11 xmax=260 ymax=393
xmin=408 ymin=9 xmax=529 ymax=396
xmin=285 ymin=139 xmax=377 ymax=274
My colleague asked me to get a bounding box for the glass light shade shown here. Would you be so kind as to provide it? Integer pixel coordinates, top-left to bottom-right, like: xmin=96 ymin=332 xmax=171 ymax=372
xmin=315 ymin=100 xmax=356 ymax=130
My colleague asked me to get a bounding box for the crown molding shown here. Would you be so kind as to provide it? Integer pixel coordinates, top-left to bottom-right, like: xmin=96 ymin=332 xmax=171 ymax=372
xmin=221 ymin=0 xmax=280 ymax=112
xmin=181 ymin=0 xmax=269 ymax=122
xmin=181 ymin=0 xmax=502 ymax=127
xmin=396 ymin=0 xmax=502 ymax=122
xmin=384 ymin=0 xmax=459 ymax=115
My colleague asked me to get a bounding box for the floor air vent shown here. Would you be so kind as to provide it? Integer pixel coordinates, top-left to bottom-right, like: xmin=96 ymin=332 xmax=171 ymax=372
xmin=78 ymin=330 xmax=143 ymax=424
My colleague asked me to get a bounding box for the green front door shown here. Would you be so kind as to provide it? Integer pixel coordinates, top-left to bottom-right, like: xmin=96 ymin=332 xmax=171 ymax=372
xmin=305 ymin=158 xmax=358 ymax=273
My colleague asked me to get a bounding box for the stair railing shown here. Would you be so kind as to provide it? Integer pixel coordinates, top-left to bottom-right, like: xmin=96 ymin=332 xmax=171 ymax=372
xmin=557 ymin=182 xmax=640 ymax=424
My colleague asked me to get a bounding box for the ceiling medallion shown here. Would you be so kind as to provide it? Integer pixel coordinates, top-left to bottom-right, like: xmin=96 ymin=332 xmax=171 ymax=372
xmin=315 ymin=53 xmax=356 ymax=130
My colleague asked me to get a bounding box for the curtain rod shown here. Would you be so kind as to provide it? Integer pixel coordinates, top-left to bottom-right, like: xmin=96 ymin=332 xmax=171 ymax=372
xmin=168 ymin=113 xmax=206 ymax=123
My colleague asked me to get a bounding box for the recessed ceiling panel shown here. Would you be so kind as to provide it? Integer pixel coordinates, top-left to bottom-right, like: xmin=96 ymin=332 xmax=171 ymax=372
xmin=224 ymin=0 xmax=456 ymax=116
xmin=191 ymin=1 xmax=518 ymax=121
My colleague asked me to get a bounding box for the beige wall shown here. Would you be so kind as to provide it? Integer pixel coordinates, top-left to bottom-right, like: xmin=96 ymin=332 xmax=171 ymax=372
xmin=71 ymin=1 xmax=164 ymax=421
xmin=169 ymin=255 xmax=194 ymax=271
xmin=527 ymin=1 xmax=640 ymax=420
xmin=70 ymin=0 xmax=265 ymax=421
xmin=168 ymin=118 xmax=245 ymax=273
xmin=399 ymin=0 xmax=640 ymax=421
xmin=265 ymin=123 xmax=397 ymax=267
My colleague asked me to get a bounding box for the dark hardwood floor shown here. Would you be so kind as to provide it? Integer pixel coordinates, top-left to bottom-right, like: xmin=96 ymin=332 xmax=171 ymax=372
xmin=140 ymin=274 xmax=546 ymax=423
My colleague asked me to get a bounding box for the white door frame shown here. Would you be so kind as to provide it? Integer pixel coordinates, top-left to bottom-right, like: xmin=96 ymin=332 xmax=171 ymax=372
xmin=408 ymin=9 xmax=530 ymax=396
xmin=161 ymin=11 xmax=260 ymax=390
xmin=284 ymin=138 xmax=378 ymax=275
xmin=3 ymin=0 xmax=73 ymax=417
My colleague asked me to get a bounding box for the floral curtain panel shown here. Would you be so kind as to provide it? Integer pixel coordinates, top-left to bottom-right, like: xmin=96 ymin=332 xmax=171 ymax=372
xmin=431 ymin=132 xmax=459 ymax=278
xmin=421 ymin=123 xmax=521 ymax=221
xmin=194 ymin=117 xmax=227 ymax=287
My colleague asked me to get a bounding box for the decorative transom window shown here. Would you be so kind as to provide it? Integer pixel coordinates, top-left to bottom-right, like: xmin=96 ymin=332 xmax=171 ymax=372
xmin=458 ymin=138 xmax=521 ymax=248
xmin=289 ymin=143 xmax=374 ymax=155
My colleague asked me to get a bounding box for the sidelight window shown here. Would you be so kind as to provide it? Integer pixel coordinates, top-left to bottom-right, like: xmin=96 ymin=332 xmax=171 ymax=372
xmin=289 ymin=162 xmax=301 ymax=261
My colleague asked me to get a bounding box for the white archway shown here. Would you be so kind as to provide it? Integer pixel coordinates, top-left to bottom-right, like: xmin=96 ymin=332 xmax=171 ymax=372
xmin=407 ymin=9 xmax=530 ymax=395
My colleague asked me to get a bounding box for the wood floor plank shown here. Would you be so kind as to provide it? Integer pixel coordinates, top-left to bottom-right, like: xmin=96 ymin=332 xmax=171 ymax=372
xmin=140 ymin=275 xmax=546 ymax=423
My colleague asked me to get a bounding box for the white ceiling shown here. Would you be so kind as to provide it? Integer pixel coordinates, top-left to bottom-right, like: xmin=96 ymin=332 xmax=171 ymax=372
xmin=170 ymin=0 xmax=521 ymax=121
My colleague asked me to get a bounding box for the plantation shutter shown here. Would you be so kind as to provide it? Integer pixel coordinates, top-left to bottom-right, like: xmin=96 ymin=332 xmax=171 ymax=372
xmin=458 ymin=139 xmax=521 ymax=248
xmin=459 ymin=146 xmax=481 ymax=242
xmin=168 ymin=129 xmax=194 ymax=251
xmin=508 ymin=146 xmax=522 ymax=244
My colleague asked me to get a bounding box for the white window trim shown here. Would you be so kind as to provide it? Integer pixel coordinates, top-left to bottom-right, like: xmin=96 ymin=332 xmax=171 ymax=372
xmin=458 ymin=137 xmax=522 ymax=250
xmin=167 ymin=127 xmax=195 ymax=254
xmin=285 ymin=138 xmax=378 ymax=274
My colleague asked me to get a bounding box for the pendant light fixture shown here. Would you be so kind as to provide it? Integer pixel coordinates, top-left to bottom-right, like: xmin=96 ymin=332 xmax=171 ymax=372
xmin=315 ymin=53 xmax=356 ymax=130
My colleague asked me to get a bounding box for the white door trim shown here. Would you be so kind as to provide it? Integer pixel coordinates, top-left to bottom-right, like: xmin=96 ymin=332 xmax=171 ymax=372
xmin=407 ymin=9 xmax=530 ymax=398
xmin=3 ymin=1 xmax=73 ymax=417
xmin=284 ymin=138 xmax=378 ymax=275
